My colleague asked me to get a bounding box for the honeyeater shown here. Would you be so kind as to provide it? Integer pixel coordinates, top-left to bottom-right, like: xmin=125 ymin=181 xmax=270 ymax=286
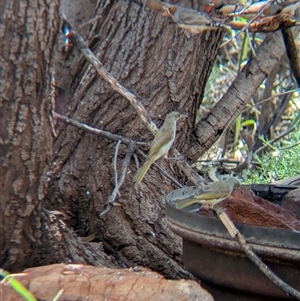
xmin=134 ymin=112 xmax=186 ymax=184
xmin=173 ymin=177 xmax=240 ymax=209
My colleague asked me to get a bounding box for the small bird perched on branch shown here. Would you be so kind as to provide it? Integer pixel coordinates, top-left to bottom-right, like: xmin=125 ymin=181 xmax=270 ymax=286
xmin=161 ymin=3 xmax=219 ymax=34
xmin=172 ymin=177 xmax=240 ymax=209
xmin=134 ymin=112 xmax=187 ymax=184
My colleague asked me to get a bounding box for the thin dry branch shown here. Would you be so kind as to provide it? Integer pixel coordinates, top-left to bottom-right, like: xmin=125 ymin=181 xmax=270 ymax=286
xmin=234 ymin=124 xmax=296 ymax=172
xmin=220 ymin=0 xmax=274 ymax=48
xmin=101 ymin=141 xmax=137 ymax=217
xmin=54 ymin=112 xmax=138 ymax=146
xmin=215 ymin=205 xmax=300 ymax=300
xmin=153 ymin=161 xmax=184 ymax=188
xmin=61 ymin=15 xmax=157 ymax=135
xmin=236 ymin=231 xmax=300 ymax=300
xmin=248 ymin=88 xmax=299 ymax=107
xmin=55 ymin=112 xmax=183 ymax=188
xmin=255 ymin=126 xmax=295 ymax=155
xmin=112 ymin=140 xmax=122 ymax=196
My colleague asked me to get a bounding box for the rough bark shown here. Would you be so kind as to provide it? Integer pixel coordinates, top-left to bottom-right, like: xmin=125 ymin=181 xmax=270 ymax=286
xmin=54 ymin=0 xmax=99 ymax=92
xmin=0 ymin=0 xmax=118 ymax=272
xmin=48 ymin=0 xmax=223 ymax=278
xmin=187 ymin=28 xmax=300 ymax=162
xmin=0 ymin=0 xmax=59 ymax=270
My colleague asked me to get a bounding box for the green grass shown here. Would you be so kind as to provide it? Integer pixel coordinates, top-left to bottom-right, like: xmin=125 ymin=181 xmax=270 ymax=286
xmin=0 ymin=269 xmax=36 ymax=301
xmin=242 ymin=133 xmax=300 ymax=184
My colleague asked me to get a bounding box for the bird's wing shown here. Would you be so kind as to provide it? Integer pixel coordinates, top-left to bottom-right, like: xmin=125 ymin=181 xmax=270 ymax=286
xmin=176 ymin=9 xmax=212 ymax=25
xmin=190 ymin=191 xmax=225 ymax=200
xmin=148 ymin=128 xmax=174 ymax=157
xmin=193 ymin=182 xmax=229 ymax=200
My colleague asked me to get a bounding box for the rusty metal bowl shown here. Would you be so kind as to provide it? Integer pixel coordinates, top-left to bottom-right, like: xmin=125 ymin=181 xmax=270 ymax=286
xmin=165 ymin=185 xmax=300 ymax=301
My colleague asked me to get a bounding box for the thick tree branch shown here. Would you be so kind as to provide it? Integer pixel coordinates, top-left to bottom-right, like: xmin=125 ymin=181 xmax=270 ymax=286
xmin=282 ymin=28 xmax=300 ymax=86
xmin=188 ymin=28 xmax=300 ymax=162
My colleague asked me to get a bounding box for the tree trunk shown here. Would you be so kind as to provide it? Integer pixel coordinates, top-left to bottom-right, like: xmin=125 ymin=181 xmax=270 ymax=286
xmin=48 ymin=0 xmax=223 ymax=278
xmin=1 ymin=0 xmax=224 ymax=276
xmin=0 ymin=0 xmax=59 ymax=270
xmin=0 ymin=0 xmax=118 ymax=272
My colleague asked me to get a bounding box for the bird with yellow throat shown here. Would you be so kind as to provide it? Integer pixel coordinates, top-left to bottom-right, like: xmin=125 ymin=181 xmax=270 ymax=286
xmin=172 ymin=177 xmax=240 ymax=209
xmin=134 ymin=112 xmax=187 ymax=184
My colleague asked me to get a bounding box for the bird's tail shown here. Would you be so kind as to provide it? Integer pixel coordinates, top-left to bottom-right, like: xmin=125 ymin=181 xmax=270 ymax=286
xmin=134 ymin=158 xmax=154 ymax=183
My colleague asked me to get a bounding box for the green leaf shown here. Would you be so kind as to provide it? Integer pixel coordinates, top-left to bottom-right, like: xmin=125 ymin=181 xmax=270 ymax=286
xmin=0 ymin=269 xmax=36 ymax=301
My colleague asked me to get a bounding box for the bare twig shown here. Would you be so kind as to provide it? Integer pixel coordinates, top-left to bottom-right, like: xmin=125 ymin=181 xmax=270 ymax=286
xmin=254 ymin=126 xmax=295 ymax=155
xmin=236 ymin=231 xmax=300 ymax=300
xmin=61 ymin=14 xmax=157 ymax=135
xmin=215 ymin=207 xmax=237 ymax=238
xmin=100 ymin=141 xmax=137 ymax=216
xmin=251 ymin=64 xmax=288 ymax=153
xmin=55 ymin=112 xmax=184 ymax=188
xmin=112 ymin=140 xmax=122 ymax=196
xmin=152 ymin=161 xmax=184 ymax=188
xmin=246 ymin=30 xmax=256 ymax=57
xmin=133 ymin=153 xmax=140 ymax=168
xmin=176 ymin=157 xmax=206 ymax=188
xmin=234 ymin=125 xmax=296 ymax=172
xmin=54 ymin=112 xmax=142 ymax=146
xmin=272 ymin=87 xmax=294 ymax=129
xmin=215 ymin=205 xmax=300 ymax=299
xmin=197 ymin=158 xmax=241 ymax=165
xmin=220 ymin=0 xmax=274 ymax=48
xmin=279 ymin=140 xmax=300 ymax=150
xmin=250 ymin=88 xmax=299 ymax=107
